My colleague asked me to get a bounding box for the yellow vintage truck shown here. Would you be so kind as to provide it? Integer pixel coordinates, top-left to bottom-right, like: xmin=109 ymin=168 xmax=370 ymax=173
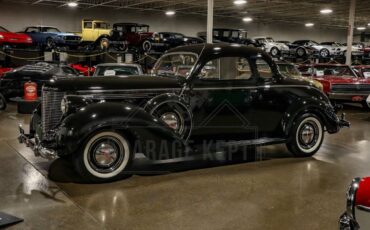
xmin=75 ymin=19 xmax=127 ymax=51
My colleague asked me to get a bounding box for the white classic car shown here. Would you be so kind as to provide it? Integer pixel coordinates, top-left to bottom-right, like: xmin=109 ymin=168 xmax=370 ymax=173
xmin=252 ymin=36 xmax=290 ymax=57
xmin=320 ymin=42 xmax=364 ymax=57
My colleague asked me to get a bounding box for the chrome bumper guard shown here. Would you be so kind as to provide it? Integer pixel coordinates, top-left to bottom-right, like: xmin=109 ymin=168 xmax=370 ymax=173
xmin=338 ymin=113 xmax=350 ymax=128
xmin=18 ymin=124 xmax=57 ymax=160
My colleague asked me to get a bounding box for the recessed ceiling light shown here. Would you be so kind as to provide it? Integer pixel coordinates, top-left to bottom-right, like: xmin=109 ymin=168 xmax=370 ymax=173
xmin=305 ymin=23 xmax=314 ymax=27
xmin=242 ymin=17 xmax=253 ymax=22
xmin=357 ymin=27 xmax=366 ymax=31
xmin=67 ymin=2 xmax=78 ymax=7
xmin=234 ymin=0 xmax=247 ymax=5
xmin=165 ymin=10 xmax=176 ymax=16
xmin=368 ymin=23 xmax=370 ymax=26
xmin=320 ymin=9 xmax=333 ymax=14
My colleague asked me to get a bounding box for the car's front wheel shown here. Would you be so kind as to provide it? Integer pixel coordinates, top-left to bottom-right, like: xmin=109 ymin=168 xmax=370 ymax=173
xmin=286 ymin=114 xmax=324 ymax=157
xmin=270 ymin=47 xmax=280 ymax=57
xmin=74 ymin=131 xmax=133 ymax=182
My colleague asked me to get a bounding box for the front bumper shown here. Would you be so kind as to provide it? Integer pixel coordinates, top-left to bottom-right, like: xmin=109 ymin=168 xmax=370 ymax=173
xmin=18 ymin=124 xmax=57 ymax=159
xmin=328 ymin=92 xmax=370 ymax=102
xmin=339 ymin=212 xmax=359 ymax=230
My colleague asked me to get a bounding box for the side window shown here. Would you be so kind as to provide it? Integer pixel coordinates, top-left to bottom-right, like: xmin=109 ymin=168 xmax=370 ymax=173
xmin=256 ymin=59 xmax=273 ymax=79
xmin=84 ymin=22 xmax=92 ymax=29
xmin=199 ymin=57 xmax=252 ymax=80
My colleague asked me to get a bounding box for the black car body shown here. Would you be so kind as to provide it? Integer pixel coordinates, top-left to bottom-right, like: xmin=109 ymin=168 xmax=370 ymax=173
xmin=147 ymin=32 xmax=204 ymax=52
xmin=288 ymin=40 xmax=321 ymax=58
xmin=19 ymin=44 xmax=349 ymax=182
xmin=198 ymin=28 xmax=254 ymax=45
xmin=0 ymin=62 xmax=79 ymax=100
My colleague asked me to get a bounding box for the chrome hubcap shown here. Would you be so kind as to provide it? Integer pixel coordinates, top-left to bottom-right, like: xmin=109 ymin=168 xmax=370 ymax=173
xmin=301 ymin=124 xmax=315 ymax=144
xmin=94 ymin=143 xmax=118 ymax=167
xmin=298 ymin=121 xmax=319 ymax=150
xmin=161 ymin=112 xmax=179 ymax=131
xmin=88 ymin=136 xmax=124 ymax=173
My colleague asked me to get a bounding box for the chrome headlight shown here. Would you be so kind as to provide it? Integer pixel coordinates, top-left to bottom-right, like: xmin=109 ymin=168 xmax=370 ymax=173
xmin=61 ymin=97 xmax=69 ymax=114
xmin=346 ymin=178 xmax=361 ymax=219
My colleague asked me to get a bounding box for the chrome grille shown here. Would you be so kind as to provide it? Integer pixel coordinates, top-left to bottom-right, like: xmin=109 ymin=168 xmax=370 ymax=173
xmin=42 ymin=88 xmax=64 ymax=136
xmin=331 ymin=84 xmax=370 ymax=92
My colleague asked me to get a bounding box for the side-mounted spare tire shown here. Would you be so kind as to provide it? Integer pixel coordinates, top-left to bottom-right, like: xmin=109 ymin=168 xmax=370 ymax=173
xmin=145 ymin=95 xmax=192 ymax=141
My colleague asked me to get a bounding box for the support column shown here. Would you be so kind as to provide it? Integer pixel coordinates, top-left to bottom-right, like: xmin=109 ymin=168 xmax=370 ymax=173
xmin=346 ymin=0 xmax=356 ymax=65
xmin=207 ymin=0 xmax=214 ymax=44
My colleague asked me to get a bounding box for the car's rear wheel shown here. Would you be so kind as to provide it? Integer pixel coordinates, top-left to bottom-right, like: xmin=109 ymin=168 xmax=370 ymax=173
xmin=73 ymin=131 xmax=133 ymax=182
xmin=0 ymin=93 xmax=6 ymax=111
xmin=286 ymin=114 xmax=324 ymax=157
xmin=320 ymin=48 xmax=330 ymax=58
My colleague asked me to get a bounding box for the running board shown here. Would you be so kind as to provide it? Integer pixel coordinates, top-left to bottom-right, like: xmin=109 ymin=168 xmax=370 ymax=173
xmin=220 ymin=138 xmax=286 ymax=148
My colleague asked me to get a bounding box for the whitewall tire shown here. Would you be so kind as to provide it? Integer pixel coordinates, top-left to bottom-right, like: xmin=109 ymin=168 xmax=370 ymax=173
xmin=287 ymin=114 xmax=324 ymax=157
xmin=74 ymin=131 xmax=133 ymax=182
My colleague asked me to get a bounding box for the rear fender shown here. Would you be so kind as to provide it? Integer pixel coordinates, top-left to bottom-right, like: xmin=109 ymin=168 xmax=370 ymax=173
xmin=57 ymin=102 xmax=187 ymax=159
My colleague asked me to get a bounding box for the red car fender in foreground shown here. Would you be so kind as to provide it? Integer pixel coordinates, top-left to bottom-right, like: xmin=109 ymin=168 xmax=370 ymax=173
xmin=356 ymin=177 xmax=370 ymax=208
xmin=70 ymin=64 xmax=96 ymax=76
xmin=0 ymin=68 xmax=13 ymax=78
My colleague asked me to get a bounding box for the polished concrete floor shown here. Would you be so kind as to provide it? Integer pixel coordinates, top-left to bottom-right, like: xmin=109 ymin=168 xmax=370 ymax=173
xmin=1 ymin=103 xmax=370 ymax=229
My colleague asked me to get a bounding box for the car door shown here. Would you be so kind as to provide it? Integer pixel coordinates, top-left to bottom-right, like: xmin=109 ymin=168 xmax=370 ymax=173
xmin=83 ymin=21 xmax=93 ymax=41
xmin=187 ymin=56 xmax=260 ymax=144
xmin=251 ymin=58 xmax=288 ymax=137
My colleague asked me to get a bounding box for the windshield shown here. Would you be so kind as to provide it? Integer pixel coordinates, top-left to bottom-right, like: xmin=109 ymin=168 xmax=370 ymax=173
xmin=277 ymin=64 xmax=301 ymax=77
xmin=0 ymin=26 xmax=8 ymax=32
xmin=153 ymin=53 xmax=198 ymax=79
xmin=314 ymin=66 xmax=356 ymax=78
xmin=95 ymin=66 xmax=140 ymax=77
xmin=308 ymin=41 xmax=319 ymax=46
xmin=266 ymin=37 xmax=274 ymax=43
xmin=134 ymin=26 xmax=149 ymax=33
xmin=43 ymin=27 xmax=61 ymax=33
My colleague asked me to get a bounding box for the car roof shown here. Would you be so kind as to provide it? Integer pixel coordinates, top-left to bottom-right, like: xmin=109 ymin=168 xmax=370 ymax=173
xmin=113 ymin=23 xmax=149 ymax=27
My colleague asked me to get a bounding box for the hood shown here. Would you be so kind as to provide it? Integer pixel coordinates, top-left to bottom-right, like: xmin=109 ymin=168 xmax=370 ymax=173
xmin=314 ymin=75 xmax=361 ymax=84
xmin=45 ymin=76 xmax=182 ymax=92
xmin=52 ymin=32 xmax=80 ymax=37
xmin=0 ymin=31 xmax=31 ymax=40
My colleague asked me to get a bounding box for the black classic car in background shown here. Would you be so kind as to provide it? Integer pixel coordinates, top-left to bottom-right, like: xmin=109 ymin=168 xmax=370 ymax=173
xmin=148 ymin=32 xmax=204 ymax=52
xmin=198 ymin=28 xmax=255 ymax=46
xmin=19 ymin=44 xmax=349 ymax=182
xmin=0 ymin=62 xmax=79 ymax=109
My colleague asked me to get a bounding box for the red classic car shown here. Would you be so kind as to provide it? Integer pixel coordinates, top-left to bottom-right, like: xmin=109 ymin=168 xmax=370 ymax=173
xmin=298 ymin=64 xmax=370 ymax=108
xmin=0 ymin=26 xmax=32 ymax=47
xmin=70 ymin=64 xmax=95 ymax=76
xmin=110 ymin=23 xmax=155 ymax=52
xmin=0 ymin=67 xmax=13 ymax=78
xmin=340 ymin=177 xmax=370 ymax=230
xmin=352 ymin=65 xmax=370 ymax=78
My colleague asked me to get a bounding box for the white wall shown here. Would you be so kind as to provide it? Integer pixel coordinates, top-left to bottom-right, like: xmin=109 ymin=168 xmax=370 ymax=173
xmin=0 ymin=2 xmax=347 ymax=43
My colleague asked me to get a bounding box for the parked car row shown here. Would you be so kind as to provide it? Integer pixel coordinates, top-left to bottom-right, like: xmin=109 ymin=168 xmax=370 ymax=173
xmin=2 ymin=21 xmax=369 ymax=60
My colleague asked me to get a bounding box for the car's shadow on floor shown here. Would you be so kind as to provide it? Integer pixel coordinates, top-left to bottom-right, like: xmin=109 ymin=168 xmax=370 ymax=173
xmin=48 ymin=144 xmax=292 ymax=183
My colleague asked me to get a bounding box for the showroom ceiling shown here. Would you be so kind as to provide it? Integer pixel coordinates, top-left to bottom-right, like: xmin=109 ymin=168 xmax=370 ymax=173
xmin=4 ymin=0 xmax=370 ymax=28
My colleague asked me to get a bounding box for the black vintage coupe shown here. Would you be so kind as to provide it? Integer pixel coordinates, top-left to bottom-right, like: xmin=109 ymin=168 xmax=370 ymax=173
xmin=19 ymin=44 xmax=349 ymax=182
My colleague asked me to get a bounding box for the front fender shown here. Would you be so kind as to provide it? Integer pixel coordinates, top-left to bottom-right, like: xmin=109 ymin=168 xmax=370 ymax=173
xmin=282 ymin=98 xmax=339 ymax=137
xmin=57 ymin=102 xmax=187 ymax=159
